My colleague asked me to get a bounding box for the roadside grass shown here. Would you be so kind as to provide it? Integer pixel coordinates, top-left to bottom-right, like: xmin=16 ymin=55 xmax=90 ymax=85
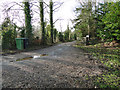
xmin=74 ymin=41 xmax=120 ymax=88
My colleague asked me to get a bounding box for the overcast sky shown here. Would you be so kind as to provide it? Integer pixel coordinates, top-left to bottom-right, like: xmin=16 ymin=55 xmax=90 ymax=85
xmin=0 ymin=0 xmax=79 ymax=32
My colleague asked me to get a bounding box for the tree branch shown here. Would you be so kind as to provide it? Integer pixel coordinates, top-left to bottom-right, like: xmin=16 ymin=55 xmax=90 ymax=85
xmin=53 ymin=19 xmax=59 ymax=24
xmin=10 ymin=9 xmax=24 ymax=10
xmin=12 ymin=2 xmax=23 ymax=8
xmin=32 ymin=10 xmax=40 ymax=14
xmin=31 ymin=3 xmax=40 ymax=8
xmin=43 ymin=2 xmax=49 ymax=7
xmin=53 ymin=2 xmax=64 ymax=11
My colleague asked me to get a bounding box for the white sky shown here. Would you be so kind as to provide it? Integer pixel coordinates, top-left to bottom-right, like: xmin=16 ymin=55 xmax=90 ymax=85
xmin=0 ymin=0 xmax=79 ymax=32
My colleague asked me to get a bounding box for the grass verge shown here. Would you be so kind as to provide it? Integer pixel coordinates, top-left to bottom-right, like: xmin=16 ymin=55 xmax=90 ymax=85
xmin=74 ymin=42 xmax=120 ymax=88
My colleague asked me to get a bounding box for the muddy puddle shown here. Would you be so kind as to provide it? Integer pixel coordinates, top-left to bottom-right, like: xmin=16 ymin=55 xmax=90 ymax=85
xmin=16 ymin=54 xmax=48 ymax=61
xmin=16 ymin=57 xmax=33 ymax=61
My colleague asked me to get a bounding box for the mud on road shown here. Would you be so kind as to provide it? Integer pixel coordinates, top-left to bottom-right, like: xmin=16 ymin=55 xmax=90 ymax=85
xmin=2 ymin=41 xmax=104 ymax=88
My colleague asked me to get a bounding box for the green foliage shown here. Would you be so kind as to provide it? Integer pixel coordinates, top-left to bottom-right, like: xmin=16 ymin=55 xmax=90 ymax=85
xmin=74 ymin=32 xmax=77 ymax=40
xmin=46 ymin=24 xmax=51 ymax=40
xmin=1 ymin=18 xmax=17 ymax=49
xmin=96 ymin=2 xmax=120 ymax=41
xmin=74 ymin=2 xmax=96 ymax=38
xmin=70 ymin=33 xmax=74 ymax=41
xmin=75 ymin=28 xmax=82 ymax=40
xmin=74 ymin=1 xmax=120 ymax=42
xmin=45 ymin=24 xmax=58 ymax=44
xmin=96 ymin=73 xmax=120 ymax=88
xmin=59 ymin=32 xmax=64 ymax=42
xmin=63 ymin=25 xmax=76 ymax=42
xmin=53 ymin=28 xmax=58 ymax=42
xmin=77 ymin=45 xmax=120 ymax=88
xmin=64 ymin=25 xmax=70 ymax=41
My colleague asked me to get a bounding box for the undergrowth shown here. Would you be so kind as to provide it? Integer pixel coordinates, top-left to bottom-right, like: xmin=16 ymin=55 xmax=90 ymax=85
xmin=75 ymin=41 xmax=120 ymax=88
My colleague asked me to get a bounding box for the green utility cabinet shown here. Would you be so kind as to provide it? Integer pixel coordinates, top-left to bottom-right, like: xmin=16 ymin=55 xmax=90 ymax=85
xmin=15 ymin=38 xmax=28 ymax=50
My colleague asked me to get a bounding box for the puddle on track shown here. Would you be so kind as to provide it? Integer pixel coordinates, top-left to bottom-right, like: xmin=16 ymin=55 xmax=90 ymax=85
xmin=16 ymin=54 xmax=48 ymax=61
xmin=16 ymin=57 xmax=33 ymax=61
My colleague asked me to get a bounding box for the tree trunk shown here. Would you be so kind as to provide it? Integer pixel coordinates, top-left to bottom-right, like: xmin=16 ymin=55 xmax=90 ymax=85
xmin=40 ymin=0 xmax=45 ymax=44
xmin=23 ymin=1 xmax=33 ymax=44
xmin=50 ymin=0 xmax=54 ymax=43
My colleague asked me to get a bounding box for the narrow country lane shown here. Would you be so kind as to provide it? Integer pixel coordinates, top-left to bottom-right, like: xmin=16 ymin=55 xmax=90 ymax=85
xmin=2 ymin=41 xmax=103 ymax=88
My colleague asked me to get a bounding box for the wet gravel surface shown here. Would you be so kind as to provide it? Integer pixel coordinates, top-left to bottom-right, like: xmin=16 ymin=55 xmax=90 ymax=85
xmin=2 ymin=41 xmax=104 ymax=88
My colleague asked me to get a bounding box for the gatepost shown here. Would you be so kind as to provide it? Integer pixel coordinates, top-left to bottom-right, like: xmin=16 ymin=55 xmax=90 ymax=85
xmin=86 ymin=35 xmax=89 ymax=45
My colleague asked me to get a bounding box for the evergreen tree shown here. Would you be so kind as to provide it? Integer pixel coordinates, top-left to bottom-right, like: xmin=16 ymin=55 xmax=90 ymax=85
xmin=1 ymin=18 xmax=17 ymax=49
xmin=74 ymin=1 xmax=94 ymax=38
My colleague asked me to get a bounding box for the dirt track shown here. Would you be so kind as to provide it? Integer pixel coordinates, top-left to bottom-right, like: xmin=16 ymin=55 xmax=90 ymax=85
xmin=2 ymin=41 xmax=103 ymax=88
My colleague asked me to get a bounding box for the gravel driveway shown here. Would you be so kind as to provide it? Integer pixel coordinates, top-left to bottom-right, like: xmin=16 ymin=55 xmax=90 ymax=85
xmin=2 ymin=41 xmax=103 ymax=88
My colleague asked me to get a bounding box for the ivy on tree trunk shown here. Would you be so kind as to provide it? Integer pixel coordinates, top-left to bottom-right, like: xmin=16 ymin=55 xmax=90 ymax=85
xmin=40 ymin=0 xmax=46 ymax=44
xmin=23 ymin=1 xmax=33 ymax=43
xmin=50 ymin=0 xmax=54 ymax=43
